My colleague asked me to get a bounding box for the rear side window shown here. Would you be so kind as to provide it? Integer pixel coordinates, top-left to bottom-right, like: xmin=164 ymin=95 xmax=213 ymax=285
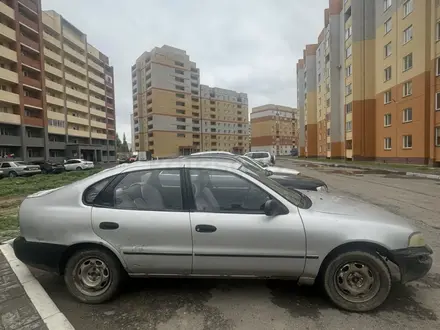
xmin=83 ymin=177 xmax=115 ymax=205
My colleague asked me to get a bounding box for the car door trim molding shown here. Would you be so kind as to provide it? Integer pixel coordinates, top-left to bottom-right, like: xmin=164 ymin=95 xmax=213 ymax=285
xmin=194 ymin=253 xmax=319 ymax=259
xmin=123 ymin=251 xmax=193 ymax=256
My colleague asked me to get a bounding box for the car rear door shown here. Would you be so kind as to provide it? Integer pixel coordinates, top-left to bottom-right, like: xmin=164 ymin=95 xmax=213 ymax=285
xmin=186 ymin=168 xmax=306 ymax=277
xmin=90 ymin=168 xmax=193 ymax=275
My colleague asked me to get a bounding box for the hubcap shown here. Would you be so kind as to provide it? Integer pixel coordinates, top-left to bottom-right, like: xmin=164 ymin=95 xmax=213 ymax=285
xmin=73 ymin=257 xmax=111 ymax=297
xmin=334 ymin=261 xmax=380 ymax=303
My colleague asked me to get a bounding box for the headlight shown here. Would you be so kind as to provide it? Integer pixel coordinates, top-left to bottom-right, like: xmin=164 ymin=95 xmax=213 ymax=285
xmin=408 ymin=232 xmax=425 ymax=247
xmin=316 ymin=185 xmax=328 ymax=192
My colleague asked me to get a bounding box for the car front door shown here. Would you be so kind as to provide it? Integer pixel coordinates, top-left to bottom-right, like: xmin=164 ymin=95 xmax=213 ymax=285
xmin=187 ymin=168 xmax=306 ymax=277
xmin=90 ymin=168 xmax=193 ymax=275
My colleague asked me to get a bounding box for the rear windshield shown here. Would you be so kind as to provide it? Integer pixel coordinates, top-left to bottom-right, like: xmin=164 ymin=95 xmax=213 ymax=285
xmin=248 ymin=152 xmax=269 ymax=159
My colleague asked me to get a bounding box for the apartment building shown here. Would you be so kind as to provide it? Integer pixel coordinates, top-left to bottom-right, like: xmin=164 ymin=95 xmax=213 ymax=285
xmin=296 ymin=59 xmax=306 ymax=156
xmin=250 ymin=104 xmax=298 ymax=155
xmin=0 ymin=2 xmax=116 ymax=163
xmin=200 ymin=85 xmax=249 ymax=154
xmin=132 ymin=45 xmax=201 ymax=158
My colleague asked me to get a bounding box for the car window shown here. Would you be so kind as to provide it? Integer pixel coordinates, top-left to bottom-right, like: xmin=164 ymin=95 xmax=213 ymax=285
xmin=113 ymin=169 xmax=183 ymax=211
xmin=253 ymin=152 xmax=269 ymax=158
xmin=83 ymin=177 xmax=114 ymax=205
xmin=189 ymin=169 xmax=271 ymax=214
xmin=1 ymin=163 xmax=11 ymax=168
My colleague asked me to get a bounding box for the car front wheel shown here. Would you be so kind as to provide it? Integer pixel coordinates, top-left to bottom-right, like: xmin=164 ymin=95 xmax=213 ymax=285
xmin=323 ymin=250 xmax=391 ymax=312
xmin=64 ymin=248 xmax=122 ymax=304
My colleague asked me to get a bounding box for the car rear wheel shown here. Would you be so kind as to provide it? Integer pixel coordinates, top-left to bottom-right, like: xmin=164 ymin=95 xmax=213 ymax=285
xmin=76 ymin=166 xmax=82 ymax=171
xmin=8 ymin=171 xmax=17 ymax=178
xmin=323 ymin=250 xmax=391 ymax=312
xmin=64 ymin=248 xmax=122 ymax=304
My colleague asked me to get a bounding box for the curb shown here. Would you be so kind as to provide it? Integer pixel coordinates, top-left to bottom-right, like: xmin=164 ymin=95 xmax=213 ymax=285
xmin=0 ymin=243 xmax=75 ymax=330
xmin=283 ymin=159 xmax=440 ymax=180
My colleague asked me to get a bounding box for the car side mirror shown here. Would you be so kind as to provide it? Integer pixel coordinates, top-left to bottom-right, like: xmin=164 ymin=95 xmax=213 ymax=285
xmin=264 ymin=199 xmax=281 ymax=216
xmin=265 ymin=170 xmax=273 ymax=176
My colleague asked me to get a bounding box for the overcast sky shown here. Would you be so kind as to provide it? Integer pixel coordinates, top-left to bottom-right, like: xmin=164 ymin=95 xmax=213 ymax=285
xmin=42 ymin=0 xmax=328 ymax=143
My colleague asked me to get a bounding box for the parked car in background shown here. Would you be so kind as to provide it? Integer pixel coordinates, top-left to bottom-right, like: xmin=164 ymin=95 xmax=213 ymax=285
xmin=63 ymin=159 xmax=94 ymax=171
xmin=0 ymin=161 xmax=41 ymax=177
xmin=13 ymin=158 xmax=432 ymax=311
xmin=245 ymin=151 xmax=274 ymax=166
xmin=31 ymin=161 xmax=65 ymax=174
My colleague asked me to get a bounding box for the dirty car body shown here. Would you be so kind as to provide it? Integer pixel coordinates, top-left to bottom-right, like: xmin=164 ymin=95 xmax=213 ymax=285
xmin=0 ymin=161 xmax=41 ymax=177
xmin=13 ymin=159 xmax=432 ymax=311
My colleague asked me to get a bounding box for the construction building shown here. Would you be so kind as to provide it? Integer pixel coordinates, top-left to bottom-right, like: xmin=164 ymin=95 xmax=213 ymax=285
xmin=0 ymin=1 xmax=116 ymax=162
xmin=297 ymin=0 xmax=440 ymax=165
xmin=132 ymin=45 xmax=249 ymax=158
xmin=250 ymin=104 xmax=298 ymax=156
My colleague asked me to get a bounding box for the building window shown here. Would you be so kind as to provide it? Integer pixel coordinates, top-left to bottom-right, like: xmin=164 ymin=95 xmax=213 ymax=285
xmin=403 ymin=25 xmax=413 ymax=44
xmin=345 ymin=45 xmax=352 ymax=58
xmin=345 ymin=121 xmax=352 ymax=132
xmin=436 ymin=92 xmax=440 ymax=110
xmin=345 ymin=83 xmax=352 ymax=95
xmin=345 ymin=26 xmax=352 ymax=40
xmin=436 ymin=57 xmax=440 ymax=76
xmin=403 ymin=108 xmax=413 ymax=123
xmin=403 ymin=81 xmax=412 ymax=96
xmin=384 ymin=42 xmax=392 ymax=58
xmin=384 ymin=137 xmax=392 ymax=150
xmin=345 ymin=64 xmax=352 ymax=77
xmin=403 ymin=0 xmax=413 ymax=17
xmin=384 ymin=18 xmax=392 ymax=34
xmin=403 ymin=53 xmax=413 ymax=71
xmin=403 ymin=135 xmax=412 ymax=149
xmin=435 ymin=127 xmax=440 ymax=146
xmin=346 ymin=102 xmax=352 ymax=113
xmin=384 ymin=90 xmax=392 ymax=104
xmin=384 ymin=113 xmax=391 ymax=127
xmin=384 ymin=0 xmax=392 ymax=12
xmin=437 ymin=21 xmax=440 ymax=41
xmin=384 ymin=66 xmax=392 ymax=81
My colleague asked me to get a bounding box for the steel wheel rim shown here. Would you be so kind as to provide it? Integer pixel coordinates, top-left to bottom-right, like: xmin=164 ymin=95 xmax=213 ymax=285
xmin=333 ymin=261 xmax=380 ymax=303
xmin=73 ymin=257 xmax=112 ymax=297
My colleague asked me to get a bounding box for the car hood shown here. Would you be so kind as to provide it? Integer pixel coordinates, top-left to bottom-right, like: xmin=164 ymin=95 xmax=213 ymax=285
xmin=272 ymin=174 xmax=326 ymax=188
xmin=302 ymin=190 xmax=413 ymax=228
xmin=269 ymin=166 xmax=300 ymax=175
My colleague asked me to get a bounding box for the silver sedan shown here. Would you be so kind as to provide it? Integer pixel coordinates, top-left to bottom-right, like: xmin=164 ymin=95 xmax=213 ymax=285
xmin=13 ymin=158 xmax=432 ymax=312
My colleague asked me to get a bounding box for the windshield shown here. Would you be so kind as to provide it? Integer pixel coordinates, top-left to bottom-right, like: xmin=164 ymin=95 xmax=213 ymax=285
xmin=237 ymin=156 xmax=267 ymax=175
xmin=238 ymin=165 xmax=303 ymax=207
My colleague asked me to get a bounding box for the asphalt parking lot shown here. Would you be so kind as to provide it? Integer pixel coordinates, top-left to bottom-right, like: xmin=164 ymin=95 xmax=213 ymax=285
xmin=30 ymin=160 xmax=440 ymax=330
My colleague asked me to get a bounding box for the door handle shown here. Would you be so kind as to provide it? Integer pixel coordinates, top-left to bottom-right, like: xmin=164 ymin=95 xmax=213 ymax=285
xmin=195 ymin=224 xmax=217 ymax=233
xmin=99 ymin=222 xmax=119 ymax=230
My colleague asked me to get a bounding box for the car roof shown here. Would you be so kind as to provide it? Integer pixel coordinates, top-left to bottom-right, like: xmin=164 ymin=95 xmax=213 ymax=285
xmin=124 ymin=158 xmax=242 ymax=172
xmin=191 ymin=151 xmax=234 ymax=155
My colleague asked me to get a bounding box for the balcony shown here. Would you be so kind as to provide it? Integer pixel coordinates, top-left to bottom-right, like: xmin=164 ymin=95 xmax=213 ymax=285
xmin=0 ymin=90 xmax=20 ymax=105
xmin=107 ymin=123 xmax=115 ymax=130
xmin=0 ymin=134 xmax=21 ymax=145
xmin=48 ymin=141 xmax=66 ymax=149
xmin=24 ymin=136 xmax=44 ymax=147
xmin=20 ymin=35 xmax=40 ymax=52
xmin=90 ymin=108 xmax=106 ymax=118
xmin=105 ymin=90 xmax=113 ymax=98
xmin=63 ymin=31 xmax=85 ymax=50
xmin=89 ymin=96 xmax=105 ymax=107
xmin=18 ymin=13 xmax=39 ymax=32
xmin=47 ymin=110 xmax=64 ymax=121
xmin=0 ymin=45 xmax=17 ymax=62
xmin=88 ymin=60 xmax=104 ymax=73
xmin=0 ymin=68 xmax=18 ymax=83
xmin=89 ymin=84 xmax=105 ymax=95
xmin=63 ymin=45 xmax=85 ymax=63
xmin=45 ymin=79 xmax=63 ymax=92
xmin=106 ymin=102 xmax=113 ymax=109
xmin=23 ymin=116 xmax=43 ymax=127
xmin=91 ymin=120 xmax=106 ymax=129
xmin=68 ymin=129 xmax=89 ymax=138
xmin=22 ymin=55 xmax=41 ymax=70
xmin=0 ymin=22 xmax=16 ymax=41
xmin=46 ymin=95 xmax=64 ymax=107
xmin=91 ymin=132 xmax=106 ymax=139
xmin=66 ymin=87 xmax=88 ymax=101
xmin=23 ymin=96 xmax=42 ymax=108
xmin=65 ymin=72 xmax=87 ymax=88
xmin=0 ymin=2 xmax=14 ymax=19
xmin=66 ymin=100 xmax=88 ymax=113
xmin=88 ymin=71 xmax=104 ymax=84
xmin=43 ymin=32 xmax=61 ymax=49
xmin=48 ymin=126 xmax=65 ymax=135
xmin=64 ymin=59 xmax=86 ymax=75
xmin=44 ymin=64 xmax=62 ymax=77
xmin=22 ymin=75 xmax=41 ymax=89
xmin=67 ymin=115 xmax=89 ymax=126
xmin=0 ymin=112 xmax=21 ymax=125
xmin=44 ymin=48 xmax=61 ymax=63
xmin=19 ymin=0 xmax=38 ymax=13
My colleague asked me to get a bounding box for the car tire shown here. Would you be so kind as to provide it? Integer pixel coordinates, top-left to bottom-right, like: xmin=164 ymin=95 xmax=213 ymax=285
xmin=42 ymin=168 xmax=48 ymax=174
xmin=8 ymin=171 xmax=17 ymax=178
xmin=322 ymin=250 xmax=391 ymax=312
xmin=64 ymin=248 xmax=123 ymax=304
xmin=76 ymin=166 xmax=82 ymax=171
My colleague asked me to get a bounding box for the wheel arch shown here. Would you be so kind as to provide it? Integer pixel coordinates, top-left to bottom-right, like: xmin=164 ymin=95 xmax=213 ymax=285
xmin=59 ymin=242 xmax=128 ymax=275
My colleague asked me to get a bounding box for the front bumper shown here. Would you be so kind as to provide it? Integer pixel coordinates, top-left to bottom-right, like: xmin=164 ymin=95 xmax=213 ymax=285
xmin=13 ymin=236 xmax=67 ymax=274
xmin=390 ymin=245 xmax=433 ymax=283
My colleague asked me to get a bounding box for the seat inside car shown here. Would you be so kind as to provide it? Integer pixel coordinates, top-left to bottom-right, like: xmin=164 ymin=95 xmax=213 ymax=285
xmin=192 ymin=170 xmax=220 ymax=212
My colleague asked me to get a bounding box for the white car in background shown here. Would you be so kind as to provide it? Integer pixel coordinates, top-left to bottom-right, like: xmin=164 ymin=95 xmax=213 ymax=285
xmin=63 ymin=159 xmax=94 ymax=171
xmin=245 ymin=151 xmax=274 ymax=166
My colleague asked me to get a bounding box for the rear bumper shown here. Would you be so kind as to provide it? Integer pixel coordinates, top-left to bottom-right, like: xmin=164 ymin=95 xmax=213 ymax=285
xmin=13 ymin=236 xmax=67 ymax=274
xmin=390 ymin=245 xmax=433 ymax=283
